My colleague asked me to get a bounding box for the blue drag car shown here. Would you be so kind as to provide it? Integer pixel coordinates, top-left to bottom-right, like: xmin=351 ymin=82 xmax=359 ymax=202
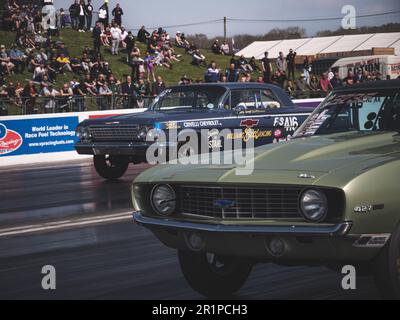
xmin=75 ymin=83 xmax=315 ymax=180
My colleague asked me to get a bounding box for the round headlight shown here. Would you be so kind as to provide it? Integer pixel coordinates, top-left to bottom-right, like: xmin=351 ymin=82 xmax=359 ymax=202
xmin=137 ymin=126 xmax=149 ymax=140
xmin=82 ymin=128 xmax=90 ymax=140
xmin=300 ymin=189 xmax=328 ymax=222
xmin=151 ymin=184 xmax=176 ymax=216
xmin=76 ymin=127 xmax=84 ymax=140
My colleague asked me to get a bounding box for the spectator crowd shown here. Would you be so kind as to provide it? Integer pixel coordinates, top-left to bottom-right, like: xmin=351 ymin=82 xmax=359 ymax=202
xmin=0 ymin=0 xmax=172 ymax=113
xmin=203 ymin=48 xmax=396 ymax=98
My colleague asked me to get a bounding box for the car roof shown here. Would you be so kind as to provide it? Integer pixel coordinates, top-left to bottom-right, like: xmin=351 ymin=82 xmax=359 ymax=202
xmin=167 ymin=83 xmax=295 ymax=106
xmin=334 ymin=79 xmax=400 ymax=93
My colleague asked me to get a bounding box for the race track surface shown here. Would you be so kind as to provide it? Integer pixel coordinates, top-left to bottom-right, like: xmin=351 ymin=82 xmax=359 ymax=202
xmin=0 ymin=160 xmax=381 ymax=300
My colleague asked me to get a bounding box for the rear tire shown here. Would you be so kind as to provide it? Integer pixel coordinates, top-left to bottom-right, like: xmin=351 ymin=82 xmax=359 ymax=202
xmin=178 ymin=250 xmax=253 ymax=298
xmin=373 ymin=223 xmax=400 ymax=299
xmin=93 ymin=155 xmax=129 ymax=180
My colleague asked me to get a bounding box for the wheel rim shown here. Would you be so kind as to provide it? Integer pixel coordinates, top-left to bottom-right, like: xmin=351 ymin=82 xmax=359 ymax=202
xmin=104 ymin=155 xmax=120 ymax=168
xmin=206 ymin=253 xmax=235 ymax=275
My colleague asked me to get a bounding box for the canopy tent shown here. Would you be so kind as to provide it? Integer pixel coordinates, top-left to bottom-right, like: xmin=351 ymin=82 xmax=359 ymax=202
xmin=319 ymin=34 xmax=375 ymax=54
xmin=236 ymin=40 xmax=283 ymax=59
xmin=295 ymin=36 xmax=342 ymax=56
xmin=236 ymin=32 xmax=400 ymax=59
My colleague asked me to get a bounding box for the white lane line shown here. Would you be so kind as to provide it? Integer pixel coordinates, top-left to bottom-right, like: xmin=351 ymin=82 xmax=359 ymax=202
xmin=0 ymin=212 xmax=133 ymax=238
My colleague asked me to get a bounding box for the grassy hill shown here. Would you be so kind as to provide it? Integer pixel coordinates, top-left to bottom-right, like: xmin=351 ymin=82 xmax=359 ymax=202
xmin=0 ymin=29 xmax=234 ymax=89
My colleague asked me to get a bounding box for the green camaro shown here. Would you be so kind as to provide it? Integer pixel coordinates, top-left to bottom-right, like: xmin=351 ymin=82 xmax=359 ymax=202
xmin=132 ymin=80 xmax=400 ymax=299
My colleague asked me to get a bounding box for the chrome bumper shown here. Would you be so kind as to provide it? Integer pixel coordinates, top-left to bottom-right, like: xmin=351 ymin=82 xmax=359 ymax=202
xmin=133 ymin=212 xmax=353 ymax=237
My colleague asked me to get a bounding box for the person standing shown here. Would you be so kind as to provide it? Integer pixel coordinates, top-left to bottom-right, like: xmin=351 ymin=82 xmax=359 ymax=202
xmin=330 ymin=72 xmax=343 ymax=89
xmin=125 ymin=31 xmax=135 ymax=63
xmin=276 ymin=52 xmax=287 ymax=74
xmin=77 ymin=0 xmax=86 ymax=32
xmin=261 ymin=52 xmax=272 ymax=83
xmin=226 ymin=63 xmax=239 ymax=83
xmin=303 ymin=56 xmax=312 ymax=85
xmin=152 ymin=76 xmax=166 ymax=96
xmin=98 ymin=1 xmax=109 ymax=27
xmin=85 ymin=0 xmax=94 ymax=30
xmin=69 ymin=0 xmax=79 ymax=30
xmin=92 ymin=22 xmax=102 ymax=53
xmin=319 ymin=73 xmax=333 ymax=93
xmin=286 ymin=49 xmax=297 ymax=80
xmin=110 ymin=23 xmax=122 ymax=55
xmin=206 ymin=61 xmax=221 ymax=83
xmin=112 ymin=3 xmax=124 ymax=26
xmin=121 ymin=76 xmax=137 ymax=108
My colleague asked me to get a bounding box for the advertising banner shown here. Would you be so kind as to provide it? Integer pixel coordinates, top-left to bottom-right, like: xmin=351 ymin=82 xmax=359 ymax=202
xmin=0 ymin=117 xmax=79 ymax=157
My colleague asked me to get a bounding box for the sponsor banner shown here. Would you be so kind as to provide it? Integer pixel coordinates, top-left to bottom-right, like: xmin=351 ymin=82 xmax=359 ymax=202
xmin=0 ymin=117 xmax=79 ymax=157
xmin=0 ymin=109 xmax=147 ymax=166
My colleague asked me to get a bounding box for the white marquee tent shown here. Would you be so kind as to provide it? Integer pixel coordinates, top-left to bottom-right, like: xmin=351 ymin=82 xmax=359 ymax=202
xmin=236 ymin=32 xmax=400 ymax=60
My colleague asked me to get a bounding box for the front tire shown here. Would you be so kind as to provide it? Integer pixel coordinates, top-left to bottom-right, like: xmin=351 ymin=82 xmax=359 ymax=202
xmin=373 ymin=223 xmax=400 ymax=299
xmin=178 ymin=250 xmax=253 ymax=298
xmin=93 ymin=155 xmax=129 ymax=180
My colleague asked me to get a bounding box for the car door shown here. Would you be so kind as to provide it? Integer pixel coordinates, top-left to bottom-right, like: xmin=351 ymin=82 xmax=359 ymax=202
xmin=219 ymin=89 xmax=286 ymax=149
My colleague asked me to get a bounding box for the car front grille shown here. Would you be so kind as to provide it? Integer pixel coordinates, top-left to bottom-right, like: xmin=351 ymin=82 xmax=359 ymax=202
xmin=89 ymin=125 xmax=139 ymax=142
xmin=179 ymin=185 xmax=303 ymax=219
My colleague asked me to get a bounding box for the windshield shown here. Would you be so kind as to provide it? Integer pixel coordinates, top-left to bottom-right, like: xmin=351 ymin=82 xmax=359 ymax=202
xmin=294 ymin=89 xmax=400 ymax=137
xmin=150 ymin=87 xmax=227 ymax=111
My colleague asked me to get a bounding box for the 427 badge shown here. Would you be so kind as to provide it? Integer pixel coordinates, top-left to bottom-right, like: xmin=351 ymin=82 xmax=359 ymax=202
xmin=0 ymin=123 xmax=23 ymax=156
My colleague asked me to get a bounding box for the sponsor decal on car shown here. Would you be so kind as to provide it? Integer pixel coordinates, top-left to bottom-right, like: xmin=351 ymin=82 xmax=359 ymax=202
xmin=240 ymin=119 xmax=259 ymax=128
xmin=273 ymin=116 xmax=299 ymax=132
xmin=227 ymin=128 xmax=272 ymax=142
xmin=165 ymin=121 xmax=180 ymax=130
xmin=274 ymin=129 xmax=283 ymax=138
xmin=183 ymin=120 xmax=222 ymax=128
xmin=0 ymin=123 xmax=23 ymax=155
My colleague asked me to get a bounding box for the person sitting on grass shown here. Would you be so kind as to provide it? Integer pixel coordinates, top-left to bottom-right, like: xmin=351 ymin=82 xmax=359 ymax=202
xmin=0 ymin=45 xmax=15 ymax=75
xmin=211 ymin=40 xmax=222 ymax=55
xmin=191 ymin=49 xmax=206 ymax=67
xmin=9 ymin=45 xmax=26 ymax=74
xmin=56 ymin=53 xmax=73 ymax=73
xmin=101 ymin=26 xmax=112 ymax=47
xmin=33 ymin=63 xmax=46 ymax=82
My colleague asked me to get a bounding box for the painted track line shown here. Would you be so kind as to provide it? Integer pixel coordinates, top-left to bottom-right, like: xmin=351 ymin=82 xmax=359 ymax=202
xmin=0 ymin=212 xmax=133 ymax=238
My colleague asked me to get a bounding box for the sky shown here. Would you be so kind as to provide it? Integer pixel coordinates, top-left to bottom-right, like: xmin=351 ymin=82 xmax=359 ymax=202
xmin=55 ymin=0 xmax=400 ymax=37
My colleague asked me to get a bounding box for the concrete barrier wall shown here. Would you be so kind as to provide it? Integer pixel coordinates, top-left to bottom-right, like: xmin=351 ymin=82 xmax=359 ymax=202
xmin=0 ymin=99 xmax=323 ymax=167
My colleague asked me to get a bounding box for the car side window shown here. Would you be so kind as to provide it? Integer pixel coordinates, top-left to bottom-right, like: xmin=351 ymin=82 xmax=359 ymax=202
xmin=261 ymin=90 xmax=281 ymax=109
xmin=161 ymin=92 xmax=194 ymax=109
xmin=195 ymin=92 xmax=217 ymax=109
xmin=229 ymin=90 xmax=266 ymax=111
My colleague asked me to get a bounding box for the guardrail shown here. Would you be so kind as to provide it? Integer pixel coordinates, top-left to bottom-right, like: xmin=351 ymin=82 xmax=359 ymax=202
xmin=0 ymin=95 xmax=156 ymax=116
xmin=0 ymin=91 xmax=328 ymax=116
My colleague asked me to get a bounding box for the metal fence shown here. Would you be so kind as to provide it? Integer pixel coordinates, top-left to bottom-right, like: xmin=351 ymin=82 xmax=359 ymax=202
xmin=0 ymin=95 xmax=155 ymax=116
